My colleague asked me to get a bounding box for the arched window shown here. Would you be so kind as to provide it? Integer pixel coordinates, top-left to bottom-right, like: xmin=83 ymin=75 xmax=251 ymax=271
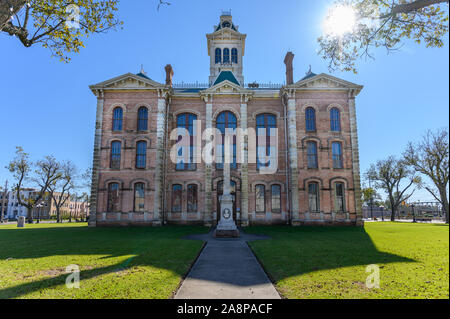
xmin=334 ymin=182 xmax=345 ymax=212
xmin=255 ymin=185 xmax=266 ymax=213
xmin=330 ymin=108 xmax=341 ymax=132
xmin=110 ymin=141 xmax=121 ymax=169
xmin=187 ymin=184 xmax=198 ymax=213
xmin=107 ymin=183 xmax=120 ymax=212
xmin=271 ymin=185 xmax=281 ymax=213
xmin=332 ymin=142 xmax=343 ymax=168
xmin=136 ymin=141 xmax=147 ymax=169
xmin=305 ymin=107 xmax=316 ymax=132
xmin=137 ymin=107 xmax=148 ymax=131
xmin=216 ymin=111 xmax=237 ymax=169
xmin=307 ymin=141 xmax=318 ymax=169
xmin=256 ymin=114 xmax=277 ymax=170
xmin=113 ymin=107 xmax=123 ymax=131
xmin=231 ymin=48 xmax=238 ymax=63
xmin=134 ymin=183 xmax=145 ymax=212
xmin=223 ymin=48 xmax=230 ymax=63
xmin=176 ymin=113 xmax=197 ymax=171
xmin=172 ymin=184 xmax=182 ymax=213
xmin=215 ymin=48 xmax=222 ymax=64
xmin=308 ymin=182 xmax=320 ymax=212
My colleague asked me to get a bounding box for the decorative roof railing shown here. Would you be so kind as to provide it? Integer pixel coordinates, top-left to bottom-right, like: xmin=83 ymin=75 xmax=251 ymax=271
xmin=173 ymin=82 xmax=285 ymax=89
xmin=173 ymin=82 xmax=209 ymax=88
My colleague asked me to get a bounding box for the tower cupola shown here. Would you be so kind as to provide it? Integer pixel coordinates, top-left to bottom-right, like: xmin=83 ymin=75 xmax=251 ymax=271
xmin=207 ymin=12 xmax=246 ymax=86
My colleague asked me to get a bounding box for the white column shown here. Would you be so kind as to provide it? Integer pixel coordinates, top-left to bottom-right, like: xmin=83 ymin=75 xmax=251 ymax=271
xmin=348 ymin=90 xmax=363 ymax=226
xmin=287 ymin=95 xmax=300 ymax=222
xmin=153 ymin=94 xmax=167 ymax=225
xmin=240 ymin=97 xmax=249 ymax=226
xmin=89 ymin=90 xmax=104 ymax=227
xmin=204 ymin=97 xmax=214 ymax=226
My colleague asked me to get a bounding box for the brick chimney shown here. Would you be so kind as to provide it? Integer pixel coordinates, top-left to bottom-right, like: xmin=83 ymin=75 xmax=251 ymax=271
xmin=284 ymin=52 xmax=294 ymax=85
xmin=165 ymin=64 xmax=174 ymax=87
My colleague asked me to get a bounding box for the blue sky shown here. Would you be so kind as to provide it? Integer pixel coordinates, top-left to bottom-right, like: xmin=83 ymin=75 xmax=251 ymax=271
xmin=0 ymin=0 xmax=448 ymax=201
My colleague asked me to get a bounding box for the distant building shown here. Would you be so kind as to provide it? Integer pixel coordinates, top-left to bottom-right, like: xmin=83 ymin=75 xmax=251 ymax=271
xmin=0 ymin=192 xmax=8 ymax=220
xmin=6 ymin=188 xmax=38 ymax=219
xmin=48 ymin=193 xmax=90 ymax=220
xmin=5 ymin=189 xmax=89 ymax=220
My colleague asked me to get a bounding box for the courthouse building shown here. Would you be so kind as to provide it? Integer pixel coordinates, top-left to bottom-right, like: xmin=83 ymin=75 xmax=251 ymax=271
xmin=88 ymin=13 xmax=364 ymax=227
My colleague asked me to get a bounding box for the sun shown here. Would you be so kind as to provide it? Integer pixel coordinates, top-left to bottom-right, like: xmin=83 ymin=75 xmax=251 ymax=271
xmin=323 ymin=5 xmax=357 ymax=37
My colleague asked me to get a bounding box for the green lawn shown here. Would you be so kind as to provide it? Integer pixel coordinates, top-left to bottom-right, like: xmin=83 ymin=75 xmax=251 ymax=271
xmin=247 ymin=222 xmax=449 ymax=299
xmin=0 ymin=223 xmax=207 ymax=299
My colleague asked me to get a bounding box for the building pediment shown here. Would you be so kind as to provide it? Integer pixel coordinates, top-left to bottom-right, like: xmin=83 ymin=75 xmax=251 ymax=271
xmin=89 ymin=73 xmax=166 ymax=92
xmin=289 ymin=73 xmax=363 ymax=95
xmin=200 ymin=80 xmax=252 ymax=95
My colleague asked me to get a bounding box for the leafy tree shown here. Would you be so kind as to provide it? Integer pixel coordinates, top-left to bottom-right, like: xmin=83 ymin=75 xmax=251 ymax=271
xmin=361 ymin=187 xmax=382 ymax=206
xmin=404 ymin=128 xmax=449 ymax=223
xmin=1 ymin=0 xmax=122 ymax=62
xmin=7 ymin=147 xmax=62 ymax=222
xmin=366 ymin=156 xmax=422 ymax=221
xmin=319 ymin=0 xmax=449 ymax=73
xmin=48 ymin=160 xmax=77 ymax=223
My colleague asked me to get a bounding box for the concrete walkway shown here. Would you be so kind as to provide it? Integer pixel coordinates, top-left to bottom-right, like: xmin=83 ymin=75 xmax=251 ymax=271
xmin=174 ymin=229 xmax=281 ymax=299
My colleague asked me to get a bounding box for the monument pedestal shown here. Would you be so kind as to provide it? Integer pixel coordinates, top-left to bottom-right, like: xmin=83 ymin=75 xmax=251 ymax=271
xmin=214 ymin=194 xmax=240 ymax=238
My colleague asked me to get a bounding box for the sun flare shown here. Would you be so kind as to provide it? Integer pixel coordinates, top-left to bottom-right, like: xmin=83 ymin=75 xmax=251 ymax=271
xmin=323 ymin=5 xmax=357 ymax=37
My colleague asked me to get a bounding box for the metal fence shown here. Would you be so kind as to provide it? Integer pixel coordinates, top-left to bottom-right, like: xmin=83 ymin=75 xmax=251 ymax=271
xmin=363 ymin=203 xmax=447 ymax=222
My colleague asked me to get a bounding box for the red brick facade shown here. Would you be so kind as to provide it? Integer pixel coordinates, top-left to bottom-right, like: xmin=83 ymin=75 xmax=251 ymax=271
xmin=88 ymin=15 xmax=364 ymax=227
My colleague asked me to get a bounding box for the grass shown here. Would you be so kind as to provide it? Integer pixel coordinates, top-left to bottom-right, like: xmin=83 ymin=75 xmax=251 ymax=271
xmin=247 ymin=222 xmax=449 ymax=299
xmin=1 ymin=222 xmax=448 ymax=299
xmin=0 ymin=223 xmax=207 ymax=299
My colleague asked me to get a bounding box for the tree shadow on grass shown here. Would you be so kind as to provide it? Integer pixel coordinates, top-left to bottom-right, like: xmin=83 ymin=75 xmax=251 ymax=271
xmin=0 ymin=225 xmax=207 ymax=299
xmin=0 ymin=225 xmax=421 ymax=298
xmin=245 ymin=226 xmax=417 ymax=282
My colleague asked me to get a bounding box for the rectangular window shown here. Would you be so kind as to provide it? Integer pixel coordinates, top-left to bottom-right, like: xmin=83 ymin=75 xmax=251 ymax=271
xmin=271 ymin=185 xmax=281 ymax=212
xmin=187 ymin=185 xmax=198 ymax=213
xmin=307 ymin=141 xmax=318 ymax=169
xmin=305 ymin=108 xmax=316 ymax=132
xmin=134 ymin=183 xmax=145 ymax=212
xmin=308 ymin=183 xmax=320 ymax=212
xmin=172 ymin=185 xmax=182 ymax=213
xmin=256 ymin=114 xmax=277 ymax=170
xmin=107 ymin=183 xmax=120 ymax=212
xmin=136 ymin=141 xmax=147 ymax=169
xmin=137 ymin=107 xmax=148 ymax=131
xmin=255 ymin=185 xmax=266 ymax=213
xmin=110 ymin=141 xmax=121 ymax=169
xmin=332 ymin=142 xmax=343 ymax=169
xmin=177 ymin=114 xmax=197 ymax=171
xmin=330 ymin=108 xmax=341 ymax=132
xmin=334 ymin=183 xmax=345 ymax=212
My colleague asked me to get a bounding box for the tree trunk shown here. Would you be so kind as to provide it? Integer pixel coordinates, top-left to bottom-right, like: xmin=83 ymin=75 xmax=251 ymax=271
xmin=439 ymin=188 xmax=449 ymax=224
xmin=56 ymin=206 xmax=61 ymax=223
xmin=26 ymin=207 xmax=33 ymax=223
xmin=391 ymin=207 xmax=396 ymax=221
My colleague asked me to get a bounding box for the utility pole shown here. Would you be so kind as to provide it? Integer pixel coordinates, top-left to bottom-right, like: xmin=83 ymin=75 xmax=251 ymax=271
xmin=368 ymin=177 xmax=374 ymax=220
xmin=1 ymin=180 xmax=8 ymax=223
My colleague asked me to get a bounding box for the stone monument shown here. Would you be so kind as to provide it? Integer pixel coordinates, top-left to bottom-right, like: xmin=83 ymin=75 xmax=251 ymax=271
xmin=214 ymin=132 xmax=240 ymax=238
xmin=17 ymin=216 xmax=25 ymax=228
